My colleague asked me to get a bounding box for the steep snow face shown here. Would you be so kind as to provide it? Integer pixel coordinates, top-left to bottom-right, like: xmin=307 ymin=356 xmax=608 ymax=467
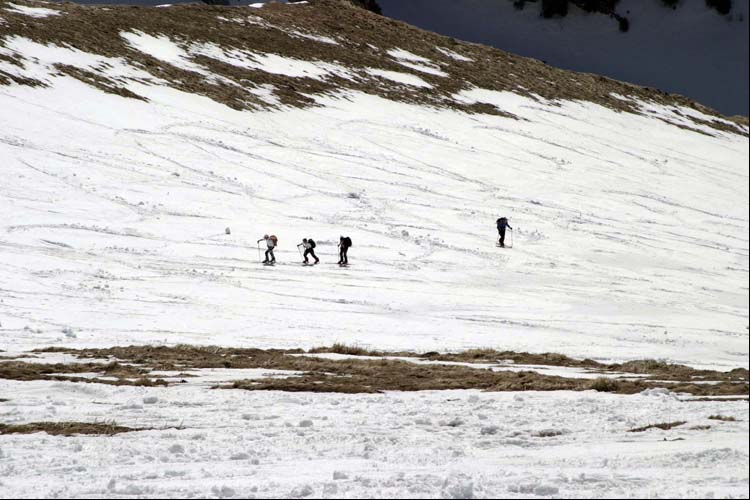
xmin=380 ymin=0 xmax=750 ymax=116
xmin=0 ymin=61 xmax=747 ymax=368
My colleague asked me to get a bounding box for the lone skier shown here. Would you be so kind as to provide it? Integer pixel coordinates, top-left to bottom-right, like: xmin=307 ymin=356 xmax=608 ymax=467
xmin=496 ymin=217 xmax=513 ymax=247
xmin=258 ymin=234 xmax=278 ymax=264
xmin=338 ymin=236 xmax=352 ymax=265
xmin=297 ymin=238 xmax=319 ymax=265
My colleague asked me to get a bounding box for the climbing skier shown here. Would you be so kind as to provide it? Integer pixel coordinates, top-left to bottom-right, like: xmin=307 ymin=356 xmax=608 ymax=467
xmin=496 ymin=217 xmax=513 ymax=247
xmin=338 ymin=236 xmax=352 ymax=265
xmin=297 ymin=238 xmax=319 ymax=265
xmin=257 ymin=234 xmax=278 ymax=264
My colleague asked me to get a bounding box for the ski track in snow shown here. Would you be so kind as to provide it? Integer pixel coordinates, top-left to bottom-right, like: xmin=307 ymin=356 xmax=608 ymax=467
xmin=0 ymin=79 xmax=748 ymax=370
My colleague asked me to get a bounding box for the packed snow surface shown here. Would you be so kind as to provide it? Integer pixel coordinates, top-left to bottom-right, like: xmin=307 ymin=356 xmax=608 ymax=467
xmin=0 ymin=378 xmax=747 ymax=498
xmin=364 ymin=67 xmax=433 ymax=88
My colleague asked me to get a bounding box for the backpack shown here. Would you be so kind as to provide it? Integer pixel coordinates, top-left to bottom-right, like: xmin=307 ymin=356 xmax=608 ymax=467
xmin=270 ymin=235 xmax=278 ymax=245
xmin=344 ymin=236 xmax=352 ymax=247
xmin=309 ymin=239 xmax=316 ymax=249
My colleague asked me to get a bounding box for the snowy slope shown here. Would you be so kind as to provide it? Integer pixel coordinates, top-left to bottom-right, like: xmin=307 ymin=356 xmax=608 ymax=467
xmin=0 ymin=1 xmax=748 ymax=497
xmin=380 ymin=0 xmax=750 ymax=116
xmin=0 ymin=1 xmax=748 ymax=370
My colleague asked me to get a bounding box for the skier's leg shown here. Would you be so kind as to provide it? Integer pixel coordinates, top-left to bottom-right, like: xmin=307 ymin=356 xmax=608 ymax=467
xmin=338 ymin=248 xmax=343 ymax=264
xmin=270 ymin=248 xmax=275 ymax=263
xmin=500 ymin=228 xmax=506 ymax=247
xmin=311 ymin=249 xmax=319 ymax=263
xmin=264 ymin=249 xmax=271 ymax=262
xmin=343 ymin=248 xmax=348 ymax=264
xmin=303 ymin=248 xmax=310 ymax=264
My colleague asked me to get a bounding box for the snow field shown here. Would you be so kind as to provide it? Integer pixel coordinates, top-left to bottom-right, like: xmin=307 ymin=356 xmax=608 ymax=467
xmin=0 ymin=379 xmax=747 ymax=498
xmin=0 ymin=74 xmax=746 ymax=368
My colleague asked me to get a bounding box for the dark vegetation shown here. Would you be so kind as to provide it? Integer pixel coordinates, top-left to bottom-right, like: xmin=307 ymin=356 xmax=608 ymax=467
xmin=705 ymin=0 xmax=732 ymax=15
xmin=515 ymin=0 xmax=733 ymax=33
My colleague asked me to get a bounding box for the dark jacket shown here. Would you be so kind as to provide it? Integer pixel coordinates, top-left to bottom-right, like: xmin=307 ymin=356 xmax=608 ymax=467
xmin=496 ymin=218 xmax=512 ymax=230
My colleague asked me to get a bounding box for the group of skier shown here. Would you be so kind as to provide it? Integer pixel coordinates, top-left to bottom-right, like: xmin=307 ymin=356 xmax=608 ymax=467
xmin=255 ymin=217 xmax=511 ymax=266
xmin=257 ymin=235 xmax=352 ymax=266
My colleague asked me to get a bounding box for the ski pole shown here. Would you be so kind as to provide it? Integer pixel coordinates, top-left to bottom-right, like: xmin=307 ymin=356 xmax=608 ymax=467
xmin=510 ymin=228 xmax=514 ymax=248
xmin=257 ymin=242 xmax=262 ymax=263
xmin=297 ymin=244 xmax=303 ymax=261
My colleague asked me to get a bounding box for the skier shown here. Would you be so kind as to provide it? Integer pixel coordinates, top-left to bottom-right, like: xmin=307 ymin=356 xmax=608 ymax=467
xmin=496 ymin=217 xmax=513 ymax=247
xmin=338 ymin=236 xmax=352 ymax=265
xmin=297 ymin=238 xmax=319 ymax=265
xmin=257 ymin=234 xmax=278 ymax=264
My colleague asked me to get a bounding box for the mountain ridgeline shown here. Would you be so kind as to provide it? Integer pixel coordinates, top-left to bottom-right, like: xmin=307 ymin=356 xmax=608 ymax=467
xmin=0 ymin=0 xmax=745 ymax=136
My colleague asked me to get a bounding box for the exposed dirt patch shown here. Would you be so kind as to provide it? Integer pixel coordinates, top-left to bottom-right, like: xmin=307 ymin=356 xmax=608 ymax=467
xmin=0 ymin=0 xmax=744 ymax=135
xmin=0 ymin=421 xmax=146 ymax=436
xmin=20 ymin=345 xmax=748 ymax=397
xmin=628 ymin=421 xmax=686 ymax=433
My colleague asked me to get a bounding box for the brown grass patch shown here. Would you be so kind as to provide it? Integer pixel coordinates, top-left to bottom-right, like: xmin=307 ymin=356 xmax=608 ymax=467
xmin=309 ymin=343 xmax=388 ymax=357
xmin=0 ymin=421 xmax=145 ymax=436
xmin=21 ymin=345 xmax=749 ymax=396
xmin=707 ymin=415 xmax=738 ymax=422
xmin=590 ymin=377 xmax=620 ymax=392
xmin=309 ymin=346 xmax=748 ymax=385
xmin=628 ymin=421 xmax=686 ymax=433
xmin=0 ymin=360 xmax=168 ymax=387
xmin=230 ymin=362 xmax=598 ymax=394
xmin=312 ymin=345 xmax=603 ymax=368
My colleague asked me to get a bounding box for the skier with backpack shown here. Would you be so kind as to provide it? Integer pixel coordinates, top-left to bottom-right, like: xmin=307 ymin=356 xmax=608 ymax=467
xmin=338 ymin=236 xmax=352 ymax=265
xmin=297 ymin=238 xmax=319 ymax=265
xmin=496 ymin=217 xmax=513 ymax=247
xmin=258 ymin=234 xmax=278 ymax=264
